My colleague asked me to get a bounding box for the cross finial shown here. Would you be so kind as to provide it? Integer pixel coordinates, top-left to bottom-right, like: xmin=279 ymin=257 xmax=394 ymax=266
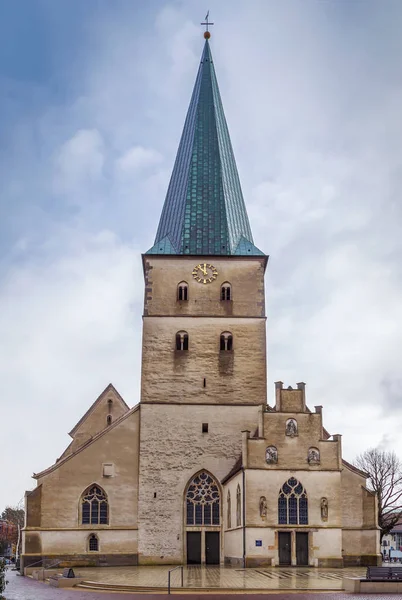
xmin=201 ymin=10 xmax=214 ymax=39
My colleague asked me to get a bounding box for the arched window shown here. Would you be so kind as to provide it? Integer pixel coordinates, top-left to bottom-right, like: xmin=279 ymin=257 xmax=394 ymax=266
xmin=106 ymin=415 xmax=112 ymax=426
xmin=186 ymin=472 xmax=220 ymax=526
xmin=177 ymin=281 xmax=189 ymax=301
xmin=88 ymin=534 xmax=99 ymax=552
xmin=221 ymin=282 xmax=231 ymax=301
xmin=236 ymin=484 xmax=242 ymax=527
xmin=176 ymin=331 xmax=189 ymax=351
xmin=227 ymin=491 xmax=231 ymax=529
xmin=81 ymin=485 xmax=108 ymax=525
xmin=220 ymin=332 xmax=233 ymax=352
xmin=278 ymin=477 xmax=308 ymax=525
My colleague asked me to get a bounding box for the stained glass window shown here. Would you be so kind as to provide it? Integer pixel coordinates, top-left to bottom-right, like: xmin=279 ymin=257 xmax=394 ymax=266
xmin=81 ymin=486 xmax=108 ymax=525
xmin=277 ymin=478 xmax=308 ymax=525
xmin=186 ymin=471 xmax=220 ymax=526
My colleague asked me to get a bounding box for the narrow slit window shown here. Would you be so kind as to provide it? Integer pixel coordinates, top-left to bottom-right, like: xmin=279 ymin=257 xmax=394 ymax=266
xmin=202 ymin=423 xmax=208 ymax=433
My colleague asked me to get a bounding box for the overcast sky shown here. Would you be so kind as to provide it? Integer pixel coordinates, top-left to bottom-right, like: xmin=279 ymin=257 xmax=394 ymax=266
xmin=1 ymin=0 xmax=402 ymax=509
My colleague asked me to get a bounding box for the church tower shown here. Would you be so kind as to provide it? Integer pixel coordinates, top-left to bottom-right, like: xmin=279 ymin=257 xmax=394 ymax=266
xmin=138 ymin=34 xmax=268 ymax=564
xmin=21 ymin=28 xmax=380 ymax=574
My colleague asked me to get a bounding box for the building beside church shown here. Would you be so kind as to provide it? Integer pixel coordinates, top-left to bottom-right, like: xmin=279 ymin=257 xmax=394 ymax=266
xmin=22 ymin=33 xmax=380 ymax=569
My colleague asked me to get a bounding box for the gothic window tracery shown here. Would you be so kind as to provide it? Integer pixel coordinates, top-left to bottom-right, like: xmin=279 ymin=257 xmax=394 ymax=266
xmin=81 ymin=485 xmax=108 ymax=525
xmin=186 ymin=472 xmax=220 ymax=526
xmin=176 ymin=331 xmax=189 ymax=351
xmin=278 ymin=477 xmax=308 ymax=525
xmin=220 ymin=332 xmax=233 ymax=351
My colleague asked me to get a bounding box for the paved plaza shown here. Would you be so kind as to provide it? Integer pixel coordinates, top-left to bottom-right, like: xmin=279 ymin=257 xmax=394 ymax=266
xmin=3 ymin=567 xmax=401 ymax=600
xmin=75 ymin=564 xmax=367 ymax=591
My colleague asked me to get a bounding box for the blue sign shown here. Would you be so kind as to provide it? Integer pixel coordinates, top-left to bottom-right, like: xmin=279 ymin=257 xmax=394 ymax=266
xmin=255 ymin=540 xmax=262 ymax=547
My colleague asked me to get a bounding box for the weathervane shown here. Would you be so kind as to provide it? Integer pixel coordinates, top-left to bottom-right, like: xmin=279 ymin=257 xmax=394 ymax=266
xmin=201 ymin=10 xmax=214 ymax=39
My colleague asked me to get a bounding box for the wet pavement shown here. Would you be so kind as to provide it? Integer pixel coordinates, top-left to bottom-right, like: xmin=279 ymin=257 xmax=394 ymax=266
xmin=3 ymin=566 xmax=401 ymax=599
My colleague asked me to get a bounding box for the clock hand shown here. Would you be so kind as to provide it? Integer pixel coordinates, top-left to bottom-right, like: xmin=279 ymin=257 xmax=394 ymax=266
xmin=200 ymin=264 xmax=208 ymax=275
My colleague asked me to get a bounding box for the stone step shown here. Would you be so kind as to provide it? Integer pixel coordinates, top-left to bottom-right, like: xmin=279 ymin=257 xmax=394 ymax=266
xmin=77 ymin=581 xmax=340 ymax=594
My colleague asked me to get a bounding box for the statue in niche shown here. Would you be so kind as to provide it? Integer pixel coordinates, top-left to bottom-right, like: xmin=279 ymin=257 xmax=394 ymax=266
xmin=285 ymin=418 xmax=298 ymax=438
xmin=321 ymin=497 xmax=328 ymax=521
xmin=259 ymin=496 xmax=267 ymax=518
xmin=265 ymin=445 xmax=278 ymax=464
xmin=308 ymin=447 xmax=320 ymax=464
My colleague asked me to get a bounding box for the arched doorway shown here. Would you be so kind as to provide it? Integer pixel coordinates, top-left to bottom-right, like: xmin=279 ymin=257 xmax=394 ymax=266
xmin=184 ymin=471 xmax=221 ymax=565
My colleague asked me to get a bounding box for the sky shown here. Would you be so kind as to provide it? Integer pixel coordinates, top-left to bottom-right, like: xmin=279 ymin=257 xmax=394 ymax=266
xmin=1 ymin=0 xmax=402 ymax=509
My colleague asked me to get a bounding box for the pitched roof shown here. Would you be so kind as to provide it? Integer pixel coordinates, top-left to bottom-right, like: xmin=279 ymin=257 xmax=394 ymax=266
xmin=221 ymin=454 xmax=243 ymax=484
xmin=68 ymin=383 xmax=130 ymax=438
xmin=33 ymin=404 xmax=139 ymax=479
xmin=147 ymin=39 xmax=263 ymax=257
xmin=342 ymin=458 xmax=369 ymax=478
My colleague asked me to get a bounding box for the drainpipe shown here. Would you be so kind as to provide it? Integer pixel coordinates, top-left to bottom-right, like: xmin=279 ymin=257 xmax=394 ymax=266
xmin=242 ymin=467 xmax=246 ymax=569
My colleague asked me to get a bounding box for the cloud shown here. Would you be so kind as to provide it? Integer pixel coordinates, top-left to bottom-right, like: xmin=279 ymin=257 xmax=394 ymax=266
xmin=53 ymin=129 xmax=105 ymax=195
xmin=0 ymin=227 xmax=143 ymax=504
xmin=115 ymin=146 xmax=163 ymax=176
xmin=1 ymin=0 xmax=402 ymax=508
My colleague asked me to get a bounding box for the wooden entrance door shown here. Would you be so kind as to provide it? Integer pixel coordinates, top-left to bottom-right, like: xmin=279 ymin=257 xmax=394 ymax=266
xmin=296 ymin=532 xmax=309 ymax=565
xmin=187 ymin=532 xmax=201 ymax=564
xmin=278 ymin=532 xmax=291 ymax=565
xmin=205 ymin=531 xmax=220 ymax=564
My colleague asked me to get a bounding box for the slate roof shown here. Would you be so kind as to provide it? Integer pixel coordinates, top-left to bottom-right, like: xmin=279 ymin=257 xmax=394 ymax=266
xmin=147 ymin=39 xmax=264 ymax=257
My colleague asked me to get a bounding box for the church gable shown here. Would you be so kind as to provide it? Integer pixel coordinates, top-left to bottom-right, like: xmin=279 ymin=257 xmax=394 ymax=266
xmin=32 ymin=407 xmax=140 ymax=530
xmin=247 ymin=383 xmax=341 ymax=471
xmin=61 ymin=384 xmax=130 ymax=458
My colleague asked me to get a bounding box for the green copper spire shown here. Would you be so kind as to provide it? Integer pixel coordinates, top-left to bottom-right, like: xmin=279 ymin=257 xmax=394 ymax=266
xmin=147 ymin=38 xmax=263 ymax=256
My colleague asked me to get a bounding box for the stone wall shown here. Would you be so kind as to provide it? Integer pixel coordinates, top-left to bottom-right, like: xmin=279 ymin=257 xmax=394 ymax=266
xmin=138 ymin=403 xmax=259 ymax=564
xmin=141 ymin=316 xmax=266 ymax=405
xmin=142 ymin=255 xmax=266 ymax=318
xmin=22 ymin=408 xmax=140 ymax=564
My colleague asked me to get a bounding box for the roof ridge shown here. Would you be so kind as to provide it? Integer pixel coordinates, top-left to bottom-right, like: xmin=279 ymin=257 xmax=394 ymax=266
xmin=34 ymin=404 xmax=139 ymax=479
xmin=68 ymin=383 xmax=130 ymax=438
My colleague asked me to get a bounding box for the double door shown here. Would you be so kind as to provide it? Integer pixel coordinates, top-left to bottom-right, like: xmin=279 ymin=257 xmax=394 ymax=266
xmin=278 ymin=531 xmax=309 ymax=566
xmin=187 ymin=531 xmax=220 ymax=564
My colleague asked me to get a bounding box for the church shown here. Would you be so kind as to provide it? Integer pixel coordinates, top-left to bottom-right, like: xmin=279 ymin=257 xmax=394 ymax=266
xmin=22 ymin=31 xmax=380 ymax=570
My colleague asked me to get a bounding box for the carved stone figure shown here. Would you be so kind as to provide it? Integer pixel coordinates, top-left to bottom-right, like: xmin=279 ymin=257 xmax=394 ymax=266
xmin=321 ymin=497 xmax=328 ymax=521
xmin=285 ymin=418 xmax=298 ymax=437
xmin=308 ymin=447 xmax=320 ymax=464
xmin=259 ymin=496 xmax=267 ymax=518
xmin=265 ymin=445 xmax=278 ymax=464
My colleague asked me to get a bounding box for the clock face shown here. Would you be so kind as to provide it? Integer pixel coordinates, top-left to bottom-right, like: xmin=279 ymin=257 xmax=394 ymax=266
xmin=192 ymin=263 xmax=218 ymax=284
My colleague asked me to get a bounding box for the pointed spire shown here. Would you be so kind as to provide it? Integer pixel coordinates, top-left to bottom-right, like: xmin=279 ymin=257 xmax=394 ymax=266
xmin=147 ymin=36 xmax=263 ymax=256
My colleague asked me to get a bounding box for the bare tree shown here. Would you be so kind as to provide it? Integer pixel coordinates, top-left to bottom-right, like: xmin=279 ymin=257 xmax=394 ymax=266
xmin=354 ymin=448 xmax=402 ymax=539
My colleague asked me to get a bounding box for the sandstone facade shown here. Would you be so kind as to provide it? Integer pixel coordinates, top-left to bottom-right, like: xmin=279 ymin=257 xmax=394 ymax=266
xmin=22 ymin=254 xmax=380 ymax=569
